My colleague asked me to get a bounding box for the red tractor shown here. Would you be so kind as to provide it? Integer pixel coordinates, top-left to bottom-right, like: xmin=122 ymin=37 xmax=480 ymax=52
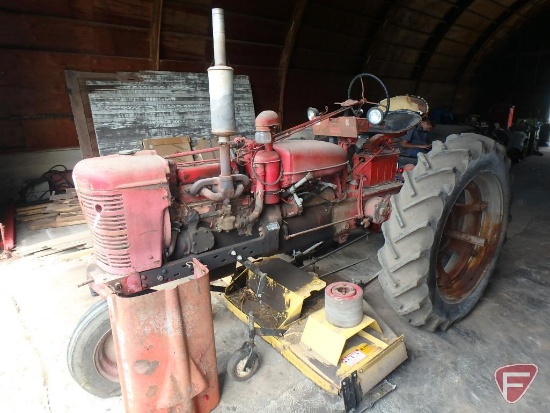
xmin=67 ymin=9 xmax=511 ymax=401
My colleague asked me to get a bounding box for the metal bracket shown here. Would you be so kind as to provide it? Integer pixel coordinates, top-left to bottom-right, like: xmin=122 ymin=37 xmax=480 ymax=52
xmin=342 ymin=376 xmax=396 ymax=413
xmin=140 ymin=221 xmax=279 ymax=290
xmin=254 ymin=327 xmax=286 ymax=337
xmin=342 ymin=371 xmax=363 ymax=413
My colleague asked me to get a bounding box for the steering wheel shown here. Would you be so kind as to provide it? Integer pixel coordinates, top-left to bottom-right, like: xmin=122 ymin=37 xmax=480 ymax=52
xmin=346 ymin=73 xmax=390 ymax=118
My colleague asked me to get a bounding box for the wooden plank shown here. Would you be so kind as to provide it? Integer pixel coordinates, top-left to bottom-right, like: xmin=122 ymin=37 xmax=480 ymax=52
xmin=2 ymin=0 xmax=154 ymax=28
xmin=55 ymin=248 xmax=94 ymax=262
xmin=161 ymin=2 xmax=209 ymax=34
xmin=56 ymin=213 xmax=85 ymax=223
xmin=33 ymin=244 xmax=85 ymax=258
xmin=16 ymin=203 xmax=51 ymax=213
xmin=14 ymin=230 xmax=91 ymax=256
xmin=18 ymin=213 xmax=58 ymax=222
xmin=29 ymin=217 xmax=86 ymax=231
xmin=142 ymin=136 xmax=193 ymax=161
xmin=159 ymin=32 xmax=207 ymax=61
xmin=0 ymin=13 xmax=150 ymax=58
xmin=193 ymin=137 xmax=219 ymax=160
xmin=45 ymin=204 xmax=82 ymax=214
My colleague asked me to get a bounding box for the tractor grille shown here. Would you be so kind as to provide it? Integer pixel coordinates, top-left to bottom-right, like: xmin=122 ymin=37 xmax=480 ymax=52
xmin=78 ymin=191 xmax=131 ymax=270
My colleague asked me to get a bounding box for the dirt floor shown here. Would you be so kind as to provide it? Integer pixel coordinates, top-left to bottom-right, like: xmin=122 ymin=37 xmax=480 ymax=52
xmin=1 ymin=147 xmax=549 ymax=413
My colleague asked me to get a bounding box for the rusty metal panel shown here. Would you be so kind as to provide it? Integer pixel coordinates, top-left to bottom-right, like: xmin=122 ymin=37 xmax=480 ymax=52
xmin=311 ymin=117 xmax=370 ymax=138
xmin=108 ymin=259 xmax=219 ymax=413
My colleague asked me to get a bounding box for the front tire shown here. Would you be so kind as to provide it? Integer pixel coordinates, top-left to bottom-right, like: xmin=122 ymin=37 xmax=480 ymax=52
xmin=67 ymin=300 xmax=120 ymax=398
xmin=378 ymin=134 xmax=511 ymax=331
xmin=226 ymin=345 xmax=260 ymax=382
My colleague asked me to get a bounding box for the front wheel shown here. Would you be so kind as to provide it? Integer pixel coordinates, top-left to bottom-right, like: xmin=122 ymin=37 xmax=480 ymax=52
xmin=226 ymin=345 xmax=260 ymax=382
xmin=67 ymin=300 xmax=120 ymax=398
xmin=378 ymin=134 xmax=511 ymax=331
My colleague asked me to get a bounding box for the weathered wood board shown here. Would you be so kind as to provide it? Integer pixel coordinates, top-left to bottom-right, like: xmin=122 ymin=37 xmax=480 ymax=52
xmin=86 ymin=71 xmax=255 ymax=156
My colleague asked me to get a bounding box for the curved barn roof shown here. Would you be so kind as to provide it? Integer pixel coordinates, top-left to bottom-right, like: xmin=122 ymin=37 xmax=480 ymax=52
xmin=207 ymin=0 xmax=550 ymax=124
xmin=2 ymin=0 xmax=550 ymax=151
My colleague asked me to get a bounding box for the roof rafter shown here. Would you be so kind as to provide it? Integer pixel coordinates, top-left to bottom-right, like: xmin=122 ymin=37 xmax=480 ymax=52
xmin=412 ymin=0 xmax=476 ymax=93
xmin=455 ymin=0 xmax=533 ymax=85
xmin=357 ymin=0 xmax=404 ymax=74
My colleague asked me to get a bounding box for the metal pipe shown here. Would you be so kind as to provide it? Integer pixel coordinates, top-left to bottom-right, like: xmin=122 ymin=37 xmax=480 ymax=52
xmin=188 ymin=177 xmax=219 ymax=196
xmin=209 ymin=8 xmax=235 ymax=137
xmin=212 ymin=8 xmax=227 ymax=66
xmin=199 ymin=182 xmax=245 ymax=202
xmin=301 ymin=232 xmax=371 ymax=268
xmin=273 ymin=104 xmax=355 ymax=142
xmin=188 ymin=174 xmax=250 ymax=199
xmin=319 ymin=257 xmax=371 ymax=279
xmin=240 ymin=189 xmax=264 ymax=227
xmin=164 ymin=146 xmax=219 ymax=159
xmin=219 ymin=144 xmax=232 ymax=176
xmin=284 ymin=217 xmax=355 ymax=240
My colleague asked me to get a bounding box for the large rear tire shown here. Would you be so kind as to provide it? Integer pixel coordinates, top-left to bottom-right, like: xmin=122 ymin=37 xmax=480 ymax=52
xmin=378 ymin=134 xmax=511 ymax=331
xmin=67 ymin=300 xmax=120 ymax=398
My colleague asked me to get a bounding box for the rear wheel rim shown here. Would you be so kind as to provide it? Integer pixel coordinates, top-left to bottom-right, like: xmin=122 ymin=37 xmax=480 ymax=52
xmin=94 ymin=331 xmax=119 ymax=382
xmin=436 ymin=172 xmax=503 ymax=303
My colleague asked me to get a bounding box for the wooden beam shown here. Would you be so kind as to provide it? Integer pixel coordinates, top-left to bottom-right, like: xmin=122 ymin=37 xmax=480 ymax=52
xmin=65 ymin=70 xmax=94 ymax=158
xmin=0 ymin=8 xmax=150 ymax=32
xmin=150 ymin=0 xmax=163 ymax=70
xmin=278 ymin=0 xmax=307 ymax=127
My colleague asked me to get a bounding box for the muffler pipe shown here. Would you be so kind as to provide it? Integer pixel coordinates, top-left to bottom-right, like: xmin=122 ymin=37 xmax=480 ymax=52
xmin=193 ymin=7 xmax=240 ymax=200
xmin=208 ymin=8 xmax=236 ymax=143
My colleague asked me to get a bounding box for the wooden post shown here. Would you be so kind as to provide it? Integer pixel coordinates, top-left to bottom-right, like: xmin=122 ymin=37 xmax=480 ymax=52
xmin=278 ymin=0 xmax=307 ymax=128
xmin=150 ymin=0 xmax=164 ymax=70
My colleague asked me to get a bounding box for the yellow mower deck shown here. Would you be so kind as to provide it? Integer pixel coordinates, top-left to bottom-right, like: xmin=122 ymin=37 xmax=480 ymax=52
xmin=221 ymin=257 xmax=407 ymax=409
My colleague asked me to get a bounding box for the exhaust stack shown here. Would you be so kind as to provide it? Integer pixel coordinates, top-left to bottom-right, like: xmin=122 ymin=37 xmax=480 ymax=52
xmin=189 ymin=8 xmax=249 ymax=201
xmin=208 ymin=8 xmax=236 ymax=144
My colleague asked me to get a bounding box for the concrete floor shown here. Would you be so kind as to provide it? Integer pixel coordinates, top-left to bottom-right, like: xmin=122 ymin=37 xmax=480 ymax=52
xmin=1 ymin=147 xmax=549 ymax=413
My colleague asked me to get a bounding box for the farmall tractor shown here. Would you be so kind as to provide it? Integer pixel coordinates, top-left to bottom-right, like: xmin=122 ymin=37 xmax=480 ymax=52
xmin=68 ymin=8 xmax=511 ymax=409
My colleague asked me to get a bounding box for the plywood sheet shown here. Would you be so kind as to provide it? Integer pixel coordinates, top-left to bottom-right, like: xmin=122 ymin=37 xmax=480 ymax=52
xmin=142 ymin=136 xmax=193 ymax=161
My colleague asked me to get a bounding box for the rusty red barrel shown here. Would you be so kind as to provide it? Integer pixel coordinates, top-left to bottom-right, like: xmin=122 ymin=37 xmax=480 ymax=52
xmin=325 ymin=282 xmax=364 ymax=328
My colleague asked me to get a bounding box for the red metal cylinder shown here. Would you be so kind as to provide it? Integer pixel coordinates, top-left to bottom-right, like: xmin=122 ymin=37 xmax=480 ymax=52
xmin=254 ymin=149 xmax=281 ymax=204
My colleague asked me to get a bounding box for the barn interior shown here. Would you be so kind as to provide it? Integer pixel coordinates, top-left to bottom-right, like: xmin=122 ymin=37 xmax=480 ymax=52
xmin=1 ymin=1 xmax=550 ymax=412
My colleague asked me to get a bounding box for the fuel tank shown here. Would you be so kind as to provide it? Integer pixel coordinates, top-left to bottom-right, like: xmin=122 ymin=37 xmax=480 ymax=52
xmin=273 ymin=140 xmax=347 ymax=187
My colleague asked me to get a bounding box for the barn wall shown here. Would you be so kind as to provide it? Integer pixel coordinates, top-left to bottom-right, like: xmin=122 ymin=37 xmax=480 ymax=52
xmin=0 ymin=1 xmax=158 ymax=152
